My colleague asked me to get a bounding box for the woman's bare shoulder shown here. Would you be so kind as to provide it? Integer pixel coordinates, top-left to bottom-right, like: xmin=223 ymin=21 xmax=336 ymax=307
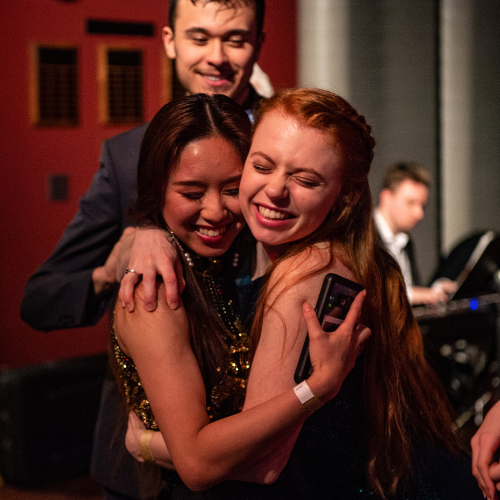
xmin=271 ymin=244 xmax=354 ymax=284
xmin=115 ymin=280 xmax=188 ymax=352
xmin=268 ymin=244 xmax=355 ymax=306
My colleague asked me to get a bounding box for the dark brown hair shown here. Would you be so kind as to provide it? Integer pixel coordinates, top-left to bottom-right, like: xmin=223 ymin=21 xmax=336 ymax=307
xmin=168 ymin=0 xmax=265 ymax=37
xmin=382 ymin=161 xmax=431 ymax=191
xmin=132 ymin=93 xmax=251 ymax=229
xmin=250 ymin=88 xmax=459 ymax=498
xmin=131 ymin=93 xmax=252 ymax=393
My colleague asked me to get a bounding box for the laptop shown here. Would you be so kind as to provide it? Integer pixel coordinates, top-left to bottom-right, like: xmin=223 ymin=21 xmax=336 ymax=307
xmin=450 ymin=230 xmax=500 ymax=300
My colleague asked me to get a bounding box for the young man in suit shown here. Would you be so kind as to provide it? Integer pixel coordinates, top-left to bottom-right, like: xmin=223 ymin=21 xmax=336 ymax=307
xmin=375 ymin=161 xmax=455 ymax=305
xmin=21 ymin=2 xmax=266 ymax=498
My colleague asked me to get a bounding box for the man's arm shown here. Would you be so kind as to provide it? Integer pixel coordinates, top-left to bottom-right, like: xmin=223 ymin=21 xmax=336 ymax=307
xmin=20 ymin=127 xmax=143 ymax=331
xmin=411 ymin=285 xmax=449 ymax=305
xmin=92 ymin=226 xmax=137 ymax=296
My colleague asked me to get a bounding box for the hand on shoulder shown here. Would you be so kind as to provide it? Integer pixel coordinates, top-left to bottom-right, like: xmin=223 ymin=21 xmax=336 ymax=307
xmin=115 ymin=279 xmax=188 ymax=357
xmin=119 ymin=226 xmax=185 ymax=313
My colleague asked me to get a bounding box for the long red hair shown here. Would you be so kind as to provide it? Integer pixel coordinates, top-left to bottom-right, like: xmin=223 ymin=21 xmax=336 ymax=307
xmin=250 ymin=88 xmax=460 ymax=498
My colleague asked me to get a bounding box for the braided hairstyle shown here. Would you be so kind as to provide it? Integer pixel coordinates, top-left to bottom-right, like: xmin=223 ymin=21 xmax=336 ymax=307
xmin=250 ymin=88 xmax=459 ymax=498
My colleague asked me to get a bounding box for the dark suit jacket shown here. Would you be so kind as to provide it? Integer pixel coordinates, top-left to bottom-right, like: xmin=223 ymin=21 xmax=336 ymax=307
xmin=21 ymin=123 xmax=148 ymax=331
xmin=375 ymin=226 xmax=421 ymax=287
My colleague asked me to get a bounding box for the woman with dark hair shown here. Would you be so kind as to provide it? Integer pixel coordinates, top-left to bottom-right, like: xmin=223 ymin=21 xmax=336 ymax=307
xmin=121 ymin=88 xmax=481 ymax=499
xmin=113 ymin=92 xmax=369 ymax=499
xmin=121 ymin=92 xmax=252 ymax=415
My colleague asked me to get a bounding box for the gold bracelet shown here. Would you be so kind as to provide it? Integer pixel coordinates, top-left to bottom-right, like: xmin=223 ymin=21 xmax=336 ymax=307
xmin=140 ymin=429 xmax=156 ymax=463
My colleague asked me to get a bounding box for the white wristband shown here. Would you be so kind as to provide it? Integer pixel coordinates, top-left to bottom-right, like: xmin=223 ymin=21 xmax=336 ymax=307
xmin=293 ymin=380 xmax=323 ymax=413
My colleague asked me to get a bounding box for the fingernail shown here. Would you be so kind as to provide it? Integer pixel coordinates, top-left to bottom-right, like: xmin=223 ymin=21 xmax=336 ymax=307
xmin=168 ymin=301 xmax=178 ymax=310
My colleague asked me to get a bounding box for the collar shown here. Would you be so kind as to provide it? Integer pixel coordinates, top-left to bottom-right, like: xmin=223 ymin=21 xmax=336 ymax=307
xmin=242 ymin=85 xmax=263 ymax=124
xmin=374 ymin=209 xmax=409 ymax=251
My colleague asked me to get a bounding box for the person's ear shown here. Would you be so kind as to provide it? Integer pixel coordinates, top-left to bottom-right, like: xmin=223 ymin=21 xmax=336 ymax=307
xmin=162 ymin=26 xmax=176 ymax=59
xmin=379 ymin=188 xmax=393 ymax=207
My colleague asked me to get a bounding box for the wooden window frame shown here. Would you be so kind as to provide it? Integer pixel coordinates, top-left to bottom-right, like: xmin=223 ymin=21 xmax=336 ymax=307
xmin=98 ymin=45 xmax=144 ymax=125
xmin=31 ymin=44 xmax=78 ymax=127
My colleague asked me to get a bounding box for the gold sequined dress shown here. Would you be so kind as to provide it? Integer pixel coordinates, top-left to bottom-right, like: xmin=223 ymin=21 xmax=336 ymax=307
xmin=111 ymin=251 xmax=252 ymax=430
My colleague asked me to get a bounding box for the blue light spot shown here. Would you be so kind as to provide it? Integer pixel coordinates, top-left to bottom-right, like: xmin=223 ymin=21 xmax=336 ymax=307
xmin=469 ymin=298 xmax=479 ymax=311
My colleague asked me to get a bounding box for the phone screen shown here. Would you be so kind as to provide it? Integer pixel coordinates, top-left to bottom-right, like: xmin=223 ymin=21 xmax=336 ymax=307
xmin=319 ymin=287 xmax=356 ymax=332
xmin=294 ymin=273 xmax=363 ymax=383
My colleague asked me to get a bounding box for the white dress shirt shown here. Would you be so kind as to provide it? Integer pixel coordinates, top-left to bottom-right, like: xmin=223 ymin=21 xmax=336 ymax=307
xmin=374 ymin=209 xmax=414 ymax=302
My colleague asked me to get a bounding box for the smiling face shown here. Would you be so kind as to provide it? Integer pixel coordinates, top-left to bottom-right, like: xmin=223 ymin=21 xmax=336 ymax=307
xmin=240 ymin=111 xmax=344 ymax=257
xmin=163 ymin=0 xmax=262 ymax=106
xmin=163 ymin=135 xmax=245 ymax=257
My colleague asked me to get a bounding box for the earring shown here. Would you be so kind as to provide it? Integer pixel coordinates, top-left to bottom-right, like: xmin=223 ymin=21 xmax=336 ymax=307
xmin=184 ymin=251 xmax=194 ymax=267
xmin=166 ymin=226 xmax=193 ymax=267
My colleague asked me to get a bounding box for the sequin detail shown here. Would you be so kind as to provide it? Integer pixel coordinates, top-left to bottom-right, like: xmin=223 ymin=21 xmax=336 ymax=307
xmin=111 ymin=329 xmax=159 ymax=430
xmin=111 ymin=254 xmax=251 ymax=428
xmin=194 ymin=257 xmax=250 ymax=419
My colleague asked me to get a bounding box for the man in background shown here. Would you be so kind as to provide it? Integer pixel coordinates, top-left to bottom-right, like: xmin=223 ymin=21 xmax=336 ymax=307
xmin=21 ymin=1 xmax=267 ymax=498
xmin=375 ymin=161 xmax=456 ymax=305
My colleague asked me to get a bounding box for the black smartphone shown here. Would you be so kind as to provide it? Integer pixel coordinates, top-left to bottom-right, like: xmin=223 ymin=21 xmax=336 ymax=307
xmin=294 ymin=273 xmax=364 ymax=383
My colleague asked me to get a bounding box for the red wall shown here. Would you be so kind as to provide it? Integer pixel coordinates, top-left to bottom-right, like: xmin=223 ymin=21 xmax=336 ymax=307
xmin=0 ymin=0 xmax=296 ymax=368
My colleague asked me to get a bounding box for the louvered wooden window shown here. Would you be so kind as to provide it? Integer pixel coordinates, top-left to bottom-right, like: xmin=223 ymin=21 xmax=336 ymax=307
xmin=103 ymin=49 xmax=143 ymax=124
xmin=35 ymin=46 xmax=78 ymax=126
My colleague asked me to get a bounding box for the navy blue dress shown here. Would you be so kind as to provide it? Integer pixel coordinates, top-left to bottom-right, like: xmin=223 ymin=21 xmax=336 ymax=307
xmin=251 ymin=362 xmax=483 ymax=499
xmin=159 ymin=360 xmax=482 ymax=499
